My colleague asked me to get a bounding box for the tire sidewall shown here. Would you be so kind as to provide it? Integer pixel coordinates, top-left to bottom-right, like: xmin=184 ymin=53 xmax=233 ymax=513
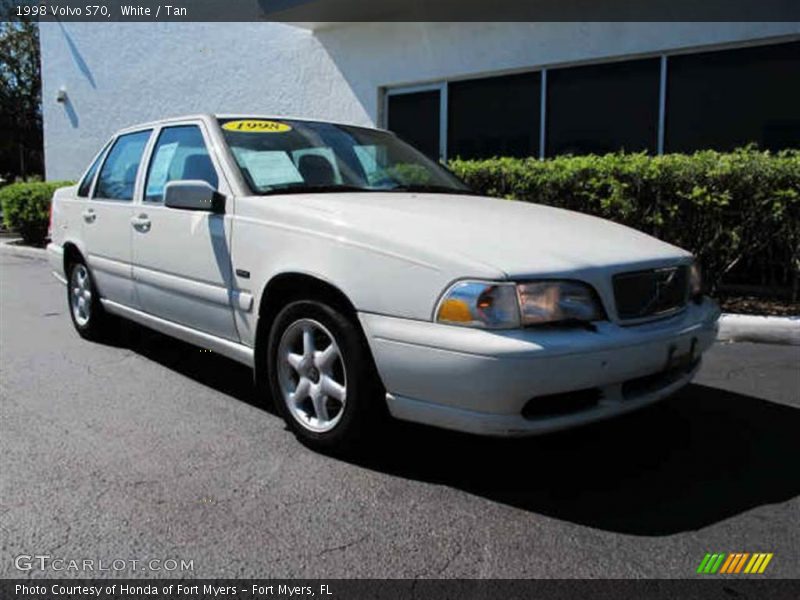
xmin=267 ymin=299 xmax=378 ymax=451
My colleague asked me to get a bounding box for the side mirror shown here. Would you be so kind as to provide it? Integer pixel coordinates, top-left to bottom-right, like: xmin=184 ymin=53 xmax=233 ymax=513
xmin=164 ymin=180 xmax=225 ymax=213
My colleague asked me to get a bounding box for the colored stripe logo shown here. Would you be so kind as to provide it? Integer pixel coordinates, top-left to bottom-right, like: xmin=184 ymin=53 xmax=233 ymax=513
xmin=697 ymin=553 xmax=774 ymax=574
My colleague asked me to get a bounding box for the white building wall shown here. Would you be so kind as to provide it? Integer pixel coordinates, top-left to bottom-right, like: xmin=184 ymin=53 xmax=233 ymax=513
xmin=41 ymin=21 xmax=800 ymax=180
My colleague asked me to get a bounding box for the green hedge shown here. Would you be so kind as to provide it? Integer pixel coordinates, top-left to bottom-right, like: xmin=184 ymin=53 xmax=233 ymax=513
xmin=450 ymin=149 xmax=800 ymax=296
xmin=0 ymin=181 xmax=74 ymax=245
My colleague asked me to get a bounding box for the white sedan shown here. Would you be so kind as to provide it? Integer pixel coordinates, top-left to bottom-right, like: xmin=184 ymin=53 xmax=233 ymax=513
xmin=47 ymin=114 xmax=720 ymax=452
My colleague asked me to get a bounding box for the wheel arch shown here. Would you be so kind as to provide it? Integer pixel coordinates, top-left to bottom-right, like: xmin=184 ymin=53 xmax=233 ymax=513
xmin=62 ymin=241 xmax=86 ymax=275
xmin=253 ymin=271 xmax=364 ymax=387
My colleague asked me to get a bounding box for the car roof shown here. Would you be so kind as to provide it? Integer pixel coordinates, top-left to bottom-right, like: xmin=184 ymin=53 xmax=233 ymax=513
xmin=115 ymin=113 xmax=392 ymax=135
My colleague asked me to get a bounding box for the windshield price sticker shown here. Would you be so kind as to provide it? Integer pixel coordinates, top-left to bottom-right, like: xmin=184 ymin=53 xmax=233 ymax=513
xmin=222 ymin=120 xmax=292 ymax=133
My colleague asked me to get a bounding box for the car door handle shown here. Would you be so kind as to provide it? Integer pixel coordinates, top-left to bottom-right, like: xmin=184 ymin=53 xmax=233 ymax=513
xmin=82 ymin=209 xmax=96 ymax=223
xmin=131 ymin=214 xmax=151 ymax=232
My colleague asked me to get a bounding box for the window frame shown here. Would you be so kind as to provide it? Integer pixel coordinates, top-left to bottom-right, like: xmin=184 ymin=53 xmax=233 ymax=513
xmin=142 ymin=122 xmax=222 ymax=204
xmin=90 ymin=129 xmax=153 ymax=203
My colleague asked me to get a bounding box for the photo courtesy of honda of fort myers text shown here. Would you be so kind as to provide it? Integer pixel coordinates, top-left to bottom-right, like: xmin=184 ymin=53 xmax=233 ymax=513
xmin=13 ymin=584 xmax=334 ymax=598
xmin=0 ymin=0 xmax=799 ymax=599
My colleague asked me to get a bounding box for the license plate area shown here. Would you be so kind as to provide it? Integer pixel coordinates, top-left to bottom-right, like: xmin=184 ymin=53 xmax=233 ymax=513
xmin=621 ymin=337 xmax=700 ymax=401
xmin=666 ymin=337 xmax=698 ymax=372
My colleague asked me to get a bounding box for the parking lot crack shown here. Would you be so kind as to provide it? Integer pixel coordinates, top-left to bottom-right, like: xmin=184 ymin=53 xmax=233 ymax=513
xmin=314 ymin=534 xmax=368 ymax=557
xmin=435 ymin=543 xmax=463 ymax=576
xmin=49 ymin=523 xmax=72 ymax=555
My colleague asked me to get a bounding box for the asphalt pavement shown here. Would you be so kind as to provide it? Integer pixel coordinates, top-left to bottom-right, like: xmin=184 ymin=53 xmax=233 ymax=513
xmin=1 ymin=249 xmax=798 ymax=578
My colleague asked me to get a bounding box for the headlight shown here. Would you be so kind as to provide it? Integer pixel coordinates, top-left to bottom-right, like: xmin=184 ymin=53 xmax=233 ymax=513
xmin=689 ymin=261 xmax=703 ymax=300
xmin=517 ymin=281 xmax=605 ymax=325
xmin=435 ymin=281 xmax=520 ymax=329
xmin=435 ymin=280 xmax=604 ymax=329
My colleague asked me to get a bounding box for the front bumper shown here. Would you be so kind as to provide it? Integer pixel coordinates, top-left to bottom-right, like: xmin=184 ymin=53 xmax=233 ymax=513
xmin=358 ymin=299 xmax=720 ymax=436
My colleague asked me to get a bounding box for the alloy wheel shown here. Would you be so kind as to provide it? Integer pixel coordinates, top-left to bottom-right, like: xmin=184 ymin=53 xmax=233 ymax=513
xmin=276 ymin=318 xmax=348 ymax=433
xmin=70 ymin=264 xmax=92 ymax=327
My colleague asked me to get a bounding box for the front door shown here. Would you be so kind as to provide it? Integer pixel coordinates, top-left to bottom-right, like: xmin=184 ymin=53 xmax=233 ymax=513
xmin=84 ymin=129 xmax=152 ymax=308
xmin=131 ymin=123 xmax=239 ymax=341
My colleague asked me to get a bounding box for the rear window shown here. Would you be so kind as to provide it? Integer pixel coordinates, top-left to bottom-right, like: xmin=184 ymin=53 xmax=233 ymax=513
xmin=77 ymin=143 xmax=110 ymax=197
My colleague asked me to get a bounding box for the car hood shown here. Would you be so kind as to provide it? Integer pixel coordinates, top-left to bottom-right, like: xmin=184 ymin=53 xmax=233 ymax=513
xmin=266 ymin=192 xmax=691 ymax=278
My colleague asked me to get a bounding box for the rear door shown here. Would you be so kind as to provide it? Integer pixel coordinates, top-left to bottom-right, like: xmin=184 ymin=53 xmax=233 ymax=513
xmin=84 ymin=129 xmax=152 ymax=307
xmin=131 ymin=121 xmax=239 ymax=341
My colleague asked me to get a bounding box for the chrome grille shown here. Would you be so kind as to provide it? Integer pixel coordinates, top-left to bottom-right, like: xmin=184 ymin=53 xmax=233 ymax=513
xmin=613 ymin=265 xmax=689 ymax=321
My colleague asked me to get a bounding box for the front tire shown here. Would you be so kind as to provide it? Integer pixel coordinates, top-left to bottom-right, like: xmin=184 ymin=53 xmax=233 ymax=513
xmin=267 ymin=299 xmax=384 ymax=454
xmin=67 ymin=259 xmax=110 ymax=340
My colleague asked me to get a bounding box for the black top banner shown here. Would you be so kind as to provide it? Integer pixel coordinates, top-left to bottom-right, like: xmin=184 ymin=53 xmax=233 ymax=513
xmin=1 ymin=0 xmax=800 ymax=22
xmin=3 ymin=580 xmax=800 ymax=600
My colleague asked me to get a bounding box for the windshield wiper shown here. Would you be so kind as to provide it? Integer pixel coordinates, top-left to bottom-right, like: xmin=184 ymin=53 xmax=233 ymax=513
xmin=383 ymin=184 xmax=478 ymax=195
xmin=258 ymin=183 xmax=477 ymax=196
xmin=259 ymin=184 xmax=374 ymax=196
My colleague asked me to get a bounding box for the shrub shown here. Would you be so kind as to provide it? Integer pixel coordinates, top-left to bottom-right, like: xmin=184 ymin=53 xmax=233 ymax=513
xmin=0 ymin=180 xmax=74 ymax=245
xmin=450 ymin=149 xmax=800 ymax=298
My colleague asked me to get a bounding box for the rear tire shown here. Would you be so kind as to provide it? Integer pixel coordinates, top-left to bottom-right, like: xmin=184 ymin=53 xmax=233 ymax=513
xmin=67 ymin=258 xmax=111 ymax=341
xmin=267 ymin=299 xmax=384 ymax=454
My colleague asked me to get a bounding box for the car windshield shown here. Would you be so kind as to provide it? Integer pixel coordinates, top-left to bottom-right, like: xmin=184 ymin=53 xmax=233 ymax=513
xmin=218 ymin=118 xmax=471 ymax=195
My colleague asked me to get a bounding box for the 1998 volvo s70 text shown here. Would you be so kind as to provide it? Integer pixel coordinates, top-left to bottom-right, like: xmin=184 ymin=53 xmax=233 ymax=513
xmin=47 ymin=115 xmax=720 ymax=451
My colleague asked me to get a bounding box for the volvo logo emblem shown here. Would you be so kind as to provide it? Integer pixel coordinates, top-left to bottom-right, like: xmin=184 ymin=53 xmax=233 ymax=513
xmin=641 ymin=267 xmax=678 ymax=314
xmin=655 ymin=267 xmax=677 ymax=295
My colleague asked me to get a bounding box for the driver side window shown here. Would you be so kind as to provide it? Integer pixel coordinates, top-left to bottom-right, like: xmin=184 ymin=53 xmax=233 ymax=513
xmin=144 ymin=125 xmax=219 ymax=202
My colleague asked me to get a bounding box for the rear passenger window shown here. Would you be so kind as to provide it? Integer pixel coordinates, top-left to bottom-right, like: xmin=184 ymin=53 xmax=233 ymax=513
xmin=77 ymin=143 xmax=109 ymax=197
xmin=94 ymin=130 xmax=151 ymax=201
xmin=144 ymin=125 xmax=219 ymax=202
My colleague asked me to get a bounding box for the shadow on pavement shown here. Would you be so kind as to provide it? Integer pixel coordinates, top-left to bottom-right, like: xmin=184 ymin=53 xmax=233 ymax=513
xmin=111 ymin=319 xmax=262 ymax=410
xmin=352 ymin=384 xmax=800 ymax=536
xmin=110 ymin=320 xmax=800 ymax=536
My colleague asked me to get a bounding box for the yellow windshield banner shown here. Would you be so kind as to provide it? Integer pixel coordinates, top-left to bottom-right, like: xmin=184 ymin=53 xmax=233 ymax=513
xmin=222 ymin=120 xmax=292 ymax=133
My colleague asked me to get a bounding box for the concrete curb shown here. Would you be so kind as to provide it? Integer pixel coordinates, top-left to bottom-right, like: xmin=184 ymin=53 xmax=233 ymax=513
xmin=717 ymin=314 xmax=800 ymax=346
xmin=0 ymin=239 xmax=47 ymax=259
xmin=2 ymin=238 xmax=798 ymax=345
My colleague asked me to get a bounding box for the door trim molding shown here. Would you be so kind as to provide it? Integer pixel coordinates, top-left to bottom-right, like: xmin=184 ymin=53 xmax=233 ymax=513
xmin=134 ymin=265 xmax=230 ymax=306
xmin=89 ymin=254 xmax=130 ymax=278
xmin=132 ymin=265 xmax=252 ymax=311
xmin=101 ymin=299 xmax=255 ymax=367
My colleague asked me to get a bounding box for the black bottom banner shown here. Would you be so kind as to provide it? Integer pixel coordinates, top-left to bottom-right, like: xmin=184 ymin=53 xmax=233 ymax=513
xmin=2 ymin=580 xmax=799 ymax=600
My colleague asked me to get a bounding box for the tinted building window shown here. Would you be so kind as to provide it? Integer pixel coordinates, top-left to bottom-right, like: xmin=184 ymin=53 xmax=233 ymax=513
xmin=666 ymin=41 xmax=800 ymax=152
xmin=94 ymin=130 xmax=151 ymax=201
xmin=547 ymin=58 xmax=660 ymax=156
xmin=387 ymin=90 xmax=441 ymax=160
xmin=448 ymin=72 xmax=541 ymax=159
